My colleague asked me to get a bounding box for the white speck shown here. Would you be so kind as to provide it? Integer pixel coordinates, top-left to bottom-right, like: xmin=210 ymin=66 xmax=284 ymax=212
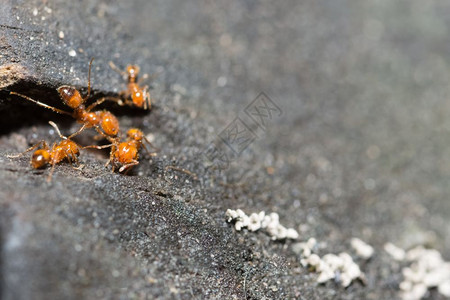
xmin=30 ymin=36 xmax=34 ymax=41
xmin=384 ymin=242 xmax=405 ymax=261
xmin=44 ymin=6 xmax=52 ymax=13
xmin=68 ymin=49 xmax=77 ymax=57
xmin=112 ymin=270 xmax=120 ymax=277
xmin=146 ymin=133 xmax=155 ymax=143
xmin=217 ymin=76 xmax=227 ymax=87
xmin=41 ymin=16 xmax=46 ymax=21
xmin=366 ymin=145 xmax=380 ymax=159
xmin=364 ymin=178 xmax=376 ymax=190
xmin=59 ymin=31 xmax=64 ymax=39
xmin=74 ymin=244 xmax=83 ymax=252
xmin=69 ymin=66 xmax=74 ymax=73
xmin=16 ymin=16 xmax=20 ymax=20
xmin=49 ymin=129 xmax=54 ymax=135
xmin=351 ymin=238 xmax=374 ymax=259
xmin=32 ymin=8 xmax=38 ymax=16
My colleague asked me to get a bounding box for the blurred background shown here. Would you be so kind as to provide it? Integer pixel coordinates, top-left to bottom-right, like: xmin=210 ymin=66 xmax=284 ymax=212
xmin=2 ymin=0 xmax=450 ymax=299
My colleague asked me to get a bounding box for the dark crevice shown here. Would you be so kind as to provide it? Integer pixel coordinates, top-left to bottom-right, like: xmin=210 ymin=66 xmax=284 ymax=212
xmin=0 ymin=79 xmax=150 ymax=135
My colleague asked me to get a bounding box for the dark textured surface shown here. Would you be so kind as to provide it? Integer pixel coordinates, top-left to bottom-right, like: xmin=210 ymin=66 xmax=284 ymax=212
xmin=1 ymin=0 xmax=450 ymax=299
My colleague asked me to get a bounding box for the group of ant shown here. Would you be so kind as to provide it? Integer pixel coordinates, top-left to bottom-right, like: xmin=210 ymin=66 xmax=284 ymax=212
xmin=8 ymin=58 xmax=157 ymax=181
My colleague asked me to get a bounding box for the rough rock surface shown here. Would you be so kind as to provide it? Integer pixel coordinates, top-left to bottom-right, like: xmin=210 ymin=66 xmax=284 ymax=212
xmin=1 ymin=0 xmax=450 ymax=299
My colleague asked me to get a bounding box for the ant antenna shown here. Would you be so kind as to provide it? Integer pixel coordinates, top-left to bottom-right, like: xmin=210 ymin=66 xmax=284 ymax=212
xmin=10 ymin=92 xmax=72 ymax=116
xmin=49 ymin=121 xmax=67 ymax=140
xmin=109 ymin=61 xmax=127 ymax=77
xmin=84 ymin=57 xmax=95 ymax=101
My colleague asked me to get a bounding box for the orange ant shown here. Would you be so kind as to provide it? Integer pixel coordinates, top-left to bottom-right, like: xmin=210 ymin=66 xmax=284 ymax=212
xmin=10 ymin=58 xmax=120 ymax=139
xmin=99 ymin=128 xmax=158 ymax=173
xmin=108 ymin=61 xmax=152 ymax=110
xmin=7 ymin=121 xmax=87 ymax=181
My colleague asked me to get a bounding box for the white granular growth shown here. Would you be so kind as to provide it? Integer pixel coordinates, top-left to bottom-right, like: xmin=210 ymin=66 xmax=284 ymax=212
xmin=225 ymin=209 xmax=299 ymax=240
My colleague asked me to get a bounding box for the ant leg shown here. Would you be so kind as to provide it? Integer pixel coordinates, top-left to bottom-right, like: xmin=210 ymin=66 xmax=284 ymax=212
xmin=82 ymin=144 xmax=113 ymax=150
xmin=7 ymin=140 xmax=48 ymax=158
xmin=138 ymin=71 xmax=161 ymax=84
xmin=109 ymin=61 xmax=127 ymax=77
xmin=46 ymin=160 xmax=57 ymax=182
xmin=81 ymin=143 xmax=113 ymax=167
xmin=65 ymin=150 xmax=84 ymax=170
xmin=136 ymin=73 xmax=149 ymax=85
xmin=10 ymin=92 xmax=72 ymax=116
xmin=86 ymin=96 xmax=122 ymax=111
xmin=165 ymin=166 xmax=198 ymax=180
xmin=140 ymin=143 xmax=158 ymax=158
xmin=142 ymin=85 xmax=151 ymax=110
xmin=83 ymin=57 xmax=95 ymax=102
xmin=94 ymin=127 xmax=117 ymax=143
xmin=68 ymin=124 xmax=88 ymax=139
xmin=143 ymin=136 xmax=160 ymax=152
xmin=119 ymin=160 xmax=139 ymax=173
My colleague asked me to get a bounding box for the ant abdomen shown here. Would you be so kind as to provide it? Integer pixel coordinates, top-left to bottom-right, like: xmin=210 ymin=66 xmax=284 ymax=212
xmin=99 ymin=111 xmax=119 ymax=136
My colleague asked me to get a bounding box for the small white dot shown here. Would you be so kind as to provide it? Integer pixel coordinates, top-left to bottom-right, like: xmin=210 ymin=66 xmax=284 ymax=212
xmin=68 ymin=49 xmax=77 ymax=57
xmin=32 ymin=8 xmax=38 ymax=16
xmin=217 ymin=76 xmax=227 ymax=87
xmin=58 ymin=31 xmax=64 ymax=39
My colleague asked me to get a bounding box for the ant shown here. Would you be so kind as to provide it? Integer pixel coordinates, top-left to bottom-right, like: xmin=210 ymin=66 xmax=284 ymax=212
xmin=99 ymin=128 xmax=158 ymax=173
xmin=10 ymin=58 xmax=120 ymax=139
xmin=108 ymin=61 xmax=152 ymax=110
xmin=7 ymin=121 xmax=87 ymax=181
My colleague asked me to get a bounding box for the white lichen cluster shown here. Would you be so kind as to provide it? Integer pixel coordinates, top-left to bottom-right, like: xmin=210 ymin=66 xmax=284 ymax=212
xmin=384 ymin=242 xmax=406 ymax=261
xmin=394 ymin=245 xmax=450 ymax=300
xmin=225 ymin=209 xmax=299 ymax=240
xmin=351 ymin=238 xmax=374 ymax=259
xmin=299 ymin=237 xmax=365 ymax=287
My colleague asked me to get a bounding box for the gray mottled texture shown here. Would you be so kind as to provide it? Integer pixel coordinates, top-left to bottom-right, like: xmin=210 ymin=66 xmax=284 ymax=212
xmin=1 ymin=0 xmax=450 ymax=299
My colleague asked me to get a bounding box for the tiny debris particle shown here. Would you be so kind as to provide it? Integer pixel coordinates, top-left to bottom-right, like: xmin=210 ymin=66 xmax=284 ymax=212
xmin=68 ymin=49 xmax=77 ymax=57
xmin=384 ymin=242 xmax=405 ymax=261
xmin=32 ymin=8 xmax=38 ymax=16
xmin=59 ymin=31 xmax=65 ymax=39
xmin=112 ymin=270 xmax=120 ymax=277
xmin=351 ymin=237 xmax=374 ymax=259
xmin=217 ymin=76 xmax=227 ymax=87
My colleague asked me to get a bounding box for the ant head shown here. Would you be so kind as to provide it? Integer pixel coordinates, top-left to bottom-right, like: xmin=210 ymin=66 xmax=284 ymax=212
xmin=31 ymin=149 xmax=50 ymax=169
xmin=58 ymin=86 xmax=83 ymax=109
xmin=127 ymin=128 xmax=143 ymax=141
xmin=126 ymin=65 xmax=140 ymax=79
